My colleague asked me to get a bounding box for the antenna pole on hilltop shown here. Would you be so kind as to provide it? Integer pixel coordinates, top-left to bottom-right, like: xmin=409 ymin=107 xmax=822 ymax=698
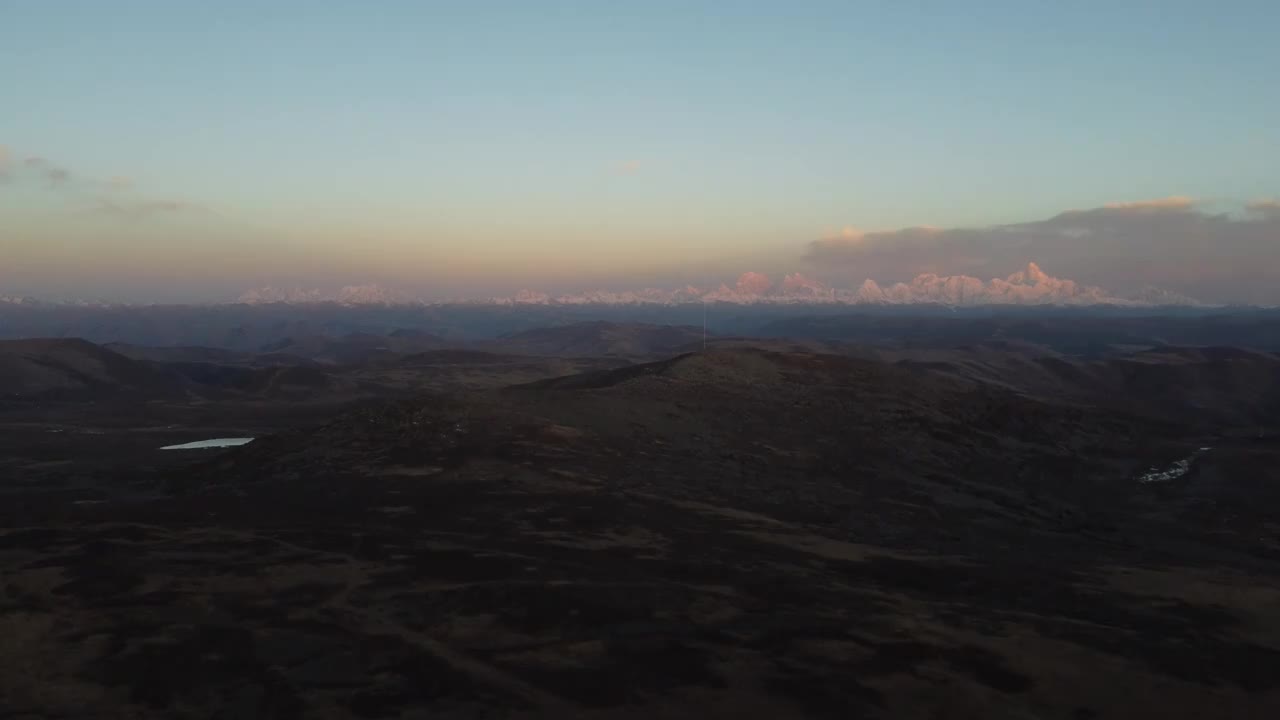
xmin=702 ymin=300 xmax=707 ymax=351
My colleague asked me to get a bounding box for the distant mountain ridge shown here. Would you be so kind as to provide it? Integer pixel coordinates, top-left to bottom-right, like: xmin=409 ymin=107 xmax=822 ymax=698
xmin=1 ymin=295 xmax=114 ymax=308
xmin=487 ymin=321 xmax=706 ymax=358
xmin=6 ymin=263 xmax=1208 ymax=309
xmin=521 ymin=263 xmax=1202 ymax=307
xmin=228 ymin=263 xmax=1202 ymax=308
xmin=0 ymin=338 xmax=188 ymax=399
xmin=236 ymin=284 xmax=410 ymax=305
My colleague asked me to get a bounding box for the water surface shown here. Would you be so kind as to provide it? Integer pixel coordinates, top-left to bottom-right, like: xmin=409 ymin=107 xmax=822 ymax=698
xmin=160 ymin=437 xmax=255 ymax=450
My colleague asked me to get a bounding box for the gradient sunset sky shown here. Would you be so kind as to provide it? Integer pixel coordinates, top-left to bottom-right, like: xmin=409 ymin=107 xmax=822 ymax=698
xmin=2 ymin=1 xmax=1277 ymax=302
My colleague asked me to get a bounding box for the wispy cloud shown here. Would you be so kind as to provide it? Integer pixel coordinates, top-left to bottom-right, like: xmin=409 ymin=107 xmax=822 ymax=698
xmin=806 ymin=197 xmax=1280 ymax=303
xmin=21 ymin=156 xmax=73 ymax=188
xmin=1246 ymin=198 xmax=1280 ymax=216
xmin=1 ymin=145 xmax=196 ymax=221
xmin=616 ymin=159 xmax=642 ymax=175
xmin=1100 ymin=196 xmax=1195 ymax=211
xmin=77 ymin=197 xmax=201 ymax=221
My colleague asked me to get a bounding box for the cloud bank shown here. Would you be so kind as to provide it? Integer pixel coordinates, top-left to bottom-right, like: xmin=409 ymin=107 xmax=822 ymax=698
xmin=807 ymin=198 xmax=1280 ymax=304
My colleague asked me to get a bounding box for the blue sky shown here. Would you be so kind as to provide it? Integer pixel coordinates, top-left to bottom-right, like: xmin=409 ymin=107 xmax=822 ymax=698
xmin=1 ymin=1 xmax=1277 ymax=300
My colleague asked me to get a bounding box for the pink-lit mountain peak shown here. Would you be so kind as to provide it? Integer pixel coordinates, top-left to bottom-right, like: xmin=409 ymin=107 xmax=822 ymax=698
xmin=233 ymin=264 xmax=1202 ymax=307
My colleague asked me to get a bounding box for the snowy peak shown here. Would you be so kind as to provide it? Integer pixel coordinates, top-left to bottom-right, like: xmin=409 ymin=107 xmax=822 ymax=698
xmin=512 ymin=290 xmax=552 ymax=304
xmin=1 ymin=295 xmax=115 ymax=308
xmin=1006 ymin=261 xmax=1051 ymax=286
xmin=854 ymin=279 xmax=885 ymax=304
xmin=237 ymin=285 xmax=411 ymax=306
xmin=515 ymin=264 xmax=1200 ymax=307
xmin=735 ymin=272 xmax=773 ymax=296
xmin=335 ymin=285 xmax=409 ymax=305
xmin=780 ymin=273 xmax=831 ymax=298
xmin=237 ymin=287 xmax=324 ymax=305
xmin=889 ymin=265 xmax=1115 ymax=306
xmin=1130 ymin=286 xmax=1203 ymax=306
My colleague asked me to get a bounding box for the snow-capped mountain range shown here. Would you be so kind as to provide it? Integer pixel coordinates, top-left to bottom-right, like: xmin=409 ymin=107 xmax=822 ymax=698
xmin=492 ymin=263 xmax=1202 ymax=307
xmin=236 ymin=284 xmax=409 ymax=305
xmin=1 ymin=295 xmax=115 ymax=308
xmin=230 ymin=264 xmax=1202 ymax=307
xmin=5 ymin=264 xmax=1202 ymax=308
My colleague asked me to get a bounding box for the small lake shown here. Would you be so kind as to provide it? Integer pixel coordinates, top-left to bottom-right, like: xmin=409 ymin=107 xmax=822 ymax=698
xmin=160 ymin=438 xmax=255 ymax=450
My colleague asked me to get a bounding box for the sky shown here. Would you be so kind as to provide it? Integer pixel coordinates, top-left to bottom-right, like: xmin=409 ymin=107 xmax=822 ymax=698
xmin=1 ymin=0 xmax=1277 ymax=303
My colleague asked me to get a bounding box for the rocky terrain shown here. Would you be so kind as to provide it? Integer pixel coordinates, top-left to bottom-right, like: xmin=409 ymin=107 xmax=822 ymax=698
xmin=2 ymin=331 xmax=1279 ymax=718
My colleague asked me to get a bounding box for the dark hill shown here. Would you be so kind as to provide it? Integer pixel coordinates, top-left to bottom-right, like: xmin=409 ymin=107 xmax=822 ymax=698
xmin=490 ymin=321 xmax=706 ymax=357
xmin=103 ymin=342 xmax=314 ymax=368
xmin=398 ymin=349 xmax=515 ymax=366
xmin=0 ymin=338 xmax=188 ymax=399
xmin=760 ymin=313 xmax=1280 ymax=354
xmin=9 ymin=346 xmax=1280 ymax=718
xmin=891 ymin=343 xmax=1280 ymax=427
xmin=238 ymin=365 xmax=334 ymax=396
xmin=261 ymin=330 xmax=446 ymax=364
xmin=159 ymin=346 xmax=1280 ymax=716
xmin=102 ymin=342 xmax=250 ymax=365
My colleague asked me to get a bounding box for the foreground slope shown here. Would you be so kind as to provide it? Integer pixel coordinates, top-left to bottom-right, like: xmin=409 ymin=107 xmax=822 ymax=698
xmin=2 ymin=348 xmax=1279 ymax=718
xmin=487 ymin=321 xmax=707 ymax=358
xmin=891 ymin=343 xmax=1280 ymax=428
xmin=761 ymin=312 xmax=1280 ymax=354
xmin=0 ymin=338 xmax=189 ymax=399
xmin=259 ymin=331 xmax=448 ymax=365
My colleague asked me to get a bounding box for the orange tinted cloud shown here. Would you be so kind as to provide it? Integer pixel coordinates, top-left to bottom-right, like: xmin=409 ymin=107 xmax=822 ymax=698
xmin=1101 ymin=196 xmax=1194 ymax=210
